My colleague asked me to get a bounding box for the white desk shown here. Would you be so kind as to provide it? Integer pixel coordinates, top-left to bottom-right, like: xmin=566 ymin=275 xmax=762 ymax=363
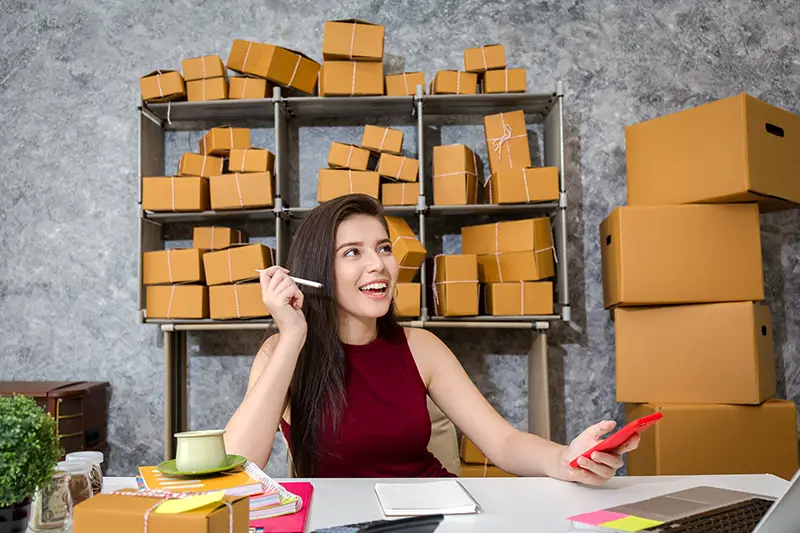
xmin=103 ymin=474 xmax=789 ymax=532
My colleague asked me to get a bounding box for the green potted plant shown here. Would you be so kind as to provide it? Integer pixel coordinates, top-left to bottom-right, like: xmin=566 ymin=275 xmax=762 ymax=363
xmin=0 ymin=395 xmax=63 ymax=533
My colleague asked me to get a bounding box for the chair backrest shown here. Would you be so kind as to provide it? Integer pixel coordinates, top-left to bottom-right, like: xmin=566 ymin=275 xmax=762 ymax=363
xmin=284 ymin=396 xmax=461 ymax=477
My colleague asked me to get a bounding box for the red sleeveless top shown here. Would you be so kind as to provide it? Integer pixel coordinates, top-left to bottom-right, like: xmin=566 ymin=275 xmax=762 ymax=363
xmin=280 ymin=328 xmax=455 ymax=478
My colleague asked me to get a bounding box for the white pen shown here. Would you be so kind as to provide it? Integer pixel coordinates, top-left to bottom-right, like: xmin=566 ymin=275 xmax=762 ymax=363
xmin=255 ymin=269 xmax=323 ymax=289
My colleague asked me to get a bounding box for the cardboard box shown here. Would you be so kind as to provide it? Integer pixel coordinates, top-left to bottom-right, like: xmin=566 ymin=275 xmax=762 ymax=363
xmin=181 ymin=55 xmax=226 ymax=81
xmin=386 ymin=217 xmax=426 ymax=283
xmin=210 ymin=282 xmax=270 ymax=319
xmin=483 ymin=110 xmax=531 ymax=174
xmin=432 ymin=255 xmax=479 ymax=316
xmin=394 ymin=283 xmax=420 ymax=317
xmin=177 ymin=152 xmax=224 ymax=178
xmin=485 ymin=281 xmax=553 ymax=315
xmin=626 ymin=93 xmax=800 ymax=212
xmin=483 ymin=68 xmax=526 ymax=94
xmin=317 ymin=169 xmax=380 ymax=202
xmin=432 ymin=144 xmax=481 ymax=206
xmin=377 ymin=153 xmax=419 ymax=182
xmin=464 ymin=44 xmax=506 ymax=73
xmin=322 ymin=19 xmax=384 ymax=61
xmin=615 ymin=302 xmax=776 ymax=405
xmin=328 ymin=142 xmax=372 ymax=171
xmin=139 ymin=70 xmax=185 ymax=103
xmin=600 ymin=204 xmax=764 ymax=308
xmin=145 ymin=285 xmax=209 ymax=319
xmin=460 ymin=463 xmax=515 ymax=478
xmin=382 ymin=182 xmax=419 ymax=206
xmin=229 ymin=76 xmax=270 ymax=99
xmin=228 ymin=148 xmax=275 ymax=174
xmin=142 ymin=177 xmax=210 ymax=212
xmin=385 ymin=72 xmax=425 ymax=96
xmin=486 ymin=167 xmax=559 ymax=204
xmin=626 ymin=401 xmax=799 ymax=480
xmin=209 ymin=172 xmax=273 ymax=210
xmin=73 ymin=490 xmax=248 ymax=533
xmin=187 ymin=77 xmax=228 ymax=102
xmin=226 ymin=40 xmax=319 ymax=95
xmin=477 ymin=250 xmax=554 ymax=283
xmin=192 ymin=227 xmax=247 ymax=251
xmin=199 ymin=127 xmax=251 ymax=156
xmin=143 ymin=248 xmax=206 ymax=285
xmin=319 ymin=61 xmax=384 ymax=96
xmin=362 ymin=125 xmax=403 ymax=154
xmin=430 ymin=71 xmax=478 ymax=95
xmin=462 ymin=217 xmax=553 ymax=255
xmin=203 ymin=244 xmax=273 ymax=286
xmin=461 ymin=435 xmax=492 ymax=465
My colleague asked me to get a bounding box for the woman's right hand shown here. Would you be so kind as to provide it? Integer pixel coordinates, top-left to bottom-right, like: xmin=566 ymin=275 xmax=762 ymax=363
xmin=258 ymin=266 xmax=306 ymax=340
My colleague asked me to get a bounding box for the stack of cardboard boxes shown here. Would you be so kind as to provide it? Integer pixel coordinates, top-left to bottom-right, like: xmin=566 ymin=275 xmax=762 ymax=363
xmin=385 ymin=217 xmax=426 ymax=319
xmin=603 ymin=93 xmax=800 ymax=480
xmin=183 ymin=55 xmax=228 ymax=102
xmin=430 ymin=44 xmax=527 ymax=95
xmin=320 ymin=20 xmax=385 ymax=97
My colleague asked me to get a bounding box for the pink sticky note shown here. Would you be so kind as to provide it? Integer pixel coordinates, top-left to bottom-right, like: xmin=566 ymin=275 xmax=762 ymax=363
xmin=568 ymin=510 xmax=629 ymax=526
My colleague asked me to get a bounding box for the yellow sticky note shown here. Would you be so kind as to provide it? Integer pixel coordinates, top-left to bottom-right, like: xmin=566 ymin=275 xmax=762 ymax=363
xmin=154 ymin=491 xmax=225 ymax=514
xmin=601 ymin=515 xmax=664 ymax=532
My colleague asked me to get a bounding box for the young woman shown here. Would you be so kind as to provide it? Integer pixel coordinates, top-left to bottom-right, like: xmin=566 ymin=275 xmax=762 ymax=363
xmin=225 ymin=194 xmax=638 ymax=484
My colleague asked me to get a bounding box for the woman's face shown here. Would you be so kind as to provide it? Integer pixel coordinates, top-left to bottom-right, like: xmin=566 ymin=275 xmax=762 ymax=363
xmin=333 ymin=214 xmax=399 ymax=321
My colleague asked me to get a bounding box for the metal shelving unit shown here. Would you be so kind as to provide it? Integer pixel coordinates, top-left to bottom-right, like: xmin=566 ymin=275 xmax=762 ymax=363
xmin=139 ymin=83 xmax=569 ymax=460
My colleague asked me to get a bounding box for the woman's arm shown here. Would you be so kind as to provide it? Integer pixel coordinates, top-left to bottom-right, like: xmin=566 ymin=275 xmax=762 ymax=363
xmin=224 ymin=332 xmax=304 ymax=469
xmin=407 ymin=329 xmax=637 ymax=485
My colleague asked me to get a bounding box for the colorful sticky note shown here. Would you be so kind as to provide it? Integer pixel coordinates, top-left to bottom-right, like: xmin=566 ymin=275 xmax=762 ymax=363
xmin=155 ymin=491 xmax=225 ymax=514
xmin=568 ymin=510 xmax=629 ymax=525
xmin=600 ymin=515 xmax=664 ymax=532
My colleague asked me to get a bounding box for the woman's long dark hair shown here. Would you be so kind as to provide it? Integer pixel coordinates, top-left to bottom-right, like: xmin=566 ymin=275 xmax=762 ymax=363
xmin=284 ymin=194 xmax=400 ymax=477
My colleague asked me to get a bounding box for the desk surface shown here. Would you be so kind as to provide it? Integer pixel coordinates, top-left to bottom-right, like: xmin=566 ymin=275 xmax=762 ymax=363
xmin=104 ymin=474 xmax=789 ymax=532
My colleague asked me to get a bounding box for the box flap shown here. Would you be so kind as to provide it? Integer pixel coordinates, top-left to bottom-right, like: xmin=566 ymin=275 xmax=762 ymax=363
xmin=330 ymin=18 xmax=381 ymax=26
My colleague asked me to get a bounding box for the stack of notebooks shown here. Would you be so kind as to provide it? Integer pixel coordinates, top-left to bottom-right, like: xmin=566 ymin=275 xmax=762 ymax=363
xmin=137 ymin=462 xmax=313 ymax=527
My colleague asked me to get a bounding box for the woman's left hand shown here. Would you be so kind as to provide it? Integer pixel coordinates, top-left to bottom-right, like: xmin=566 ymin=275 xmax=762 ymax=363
xmin=553 ymin=421 xmax=640 ymax=486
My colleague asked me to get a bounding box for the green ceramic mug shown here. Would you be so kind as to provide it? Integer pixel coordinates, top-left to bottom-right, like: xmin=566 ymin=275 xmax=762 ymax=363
xmin=174 ymin=430 xmax=227 ymax=472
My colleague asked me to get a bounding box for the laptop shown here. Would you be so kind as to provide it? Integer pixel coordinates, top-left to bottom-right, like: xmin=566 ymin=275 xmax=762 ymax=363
xmin=569 ymin=468 xmax=800 ymax=532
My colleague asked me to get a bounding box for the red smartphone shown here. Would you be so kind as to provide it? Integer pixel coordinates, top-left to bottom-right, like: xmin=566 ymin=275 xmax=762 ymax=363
xmin=569 ymin=412 xmax=663 ymax=469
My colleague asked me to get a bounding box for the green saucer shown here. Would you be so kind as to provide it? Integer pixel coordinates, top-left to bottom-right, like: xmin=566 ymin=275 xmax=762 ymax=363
xmin=157 ymin=454 xmax=247 ymax=476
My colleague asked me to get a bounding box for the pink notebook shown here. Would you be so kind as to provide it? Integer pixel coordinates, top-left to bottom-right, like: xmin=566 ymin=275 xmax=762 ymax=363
xmin=251 ymin=482 xmax=314 ymax=533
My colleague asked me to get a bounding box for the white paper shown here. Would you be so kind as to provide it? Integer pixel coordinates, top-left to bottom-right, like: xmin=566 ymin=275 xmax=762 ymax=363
xmin=374 ymin=481 xmax=480 ymax=516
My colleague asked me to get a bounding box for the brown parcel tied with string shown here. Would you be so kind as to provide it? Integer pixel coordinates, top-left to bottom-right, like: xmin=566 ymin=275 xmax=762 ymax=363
xmin=226 ymin=40 xmax=320 ymax=95
xmin=464 ymin=44 xmax=506 ymax=73
xmin=385 ymin=72 xmax=426 ymax=96
xmin=139 ymin=70 xmax=186 ymax=103
xmin=319 ymin=61 xmax=384 ymax=96
xmin=328 ymin=142 xmax=372 ymax=171
xmin=430 ymin=71 xmax=478 ymax=95
xmin=361 ymin=125 xmax=403 ymax=154
xmin=178 ymin=153 xmax=224 ymax=178
xmin=228 ymin=148 xmax=275 ymax=174
xmin=317 ymin=170 xmax=380 ymax=202
xmin=323 ymin=19 xmax=385 ymax=62
xmin=199 ymin=127 xmax=251 ymax=157
xmin=229 ymin=76 xmax=270 ymax=99
xmin=142 ymin=177 xmax=210 ymax=212
xmin=210 ymin=283 xmax=270 ymax=319
xmin=187 ymin=77 xmax=229 ymax=102
xmin=385 ymin=217 xmax=426 ymax=283
xmin=433 ymin=255 xmax=479 ymax=317
xmin=145 ymin=285 xmax=209 ymax=319
xmin=483 ymin=68 xmax=527 ymax=94
xmin=485 ymin=281 xmax=554 ymax=316
xmin=142 ymin=249 xmax=206 ymax=285
xmin=377 ymin=153 xmax=419 ymax=182
xmin=72 ymin=490 xmax=249 ymax=533
xmin=193 ymin=227 xmax=247 ymax=251
xmin=432 ymin=144 xmax=480 ymax=205
xmin=486 ymin=167 xmax=559 ymax=204
xmin=382 ymin=182 xmax=419 ymax=206
xmin=394 ymin=283 xmax=420 ymax=317
xmin=483 ymin=110 xmax=532 ymax=174
xmin=182 ymin=55 xmax=226 ymax=81
xmin=462 ymin=218 xmax=556 ymax=283
xmin=203 ymin=243 xmax=273 ymax=286
xmin=209 ymin=172 xmax=273 ymax=210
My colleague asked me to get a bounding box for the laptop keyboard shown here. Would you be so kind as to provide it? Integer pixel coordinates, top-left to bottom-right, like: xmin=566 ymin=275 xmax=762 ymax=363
xmin=645 ymin=497 xmax=773 ymax=532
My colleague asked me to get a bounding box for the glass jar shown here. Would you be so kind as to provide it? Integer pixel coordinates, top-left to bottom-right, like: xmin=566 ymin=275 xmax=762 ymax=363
xmin=57 ymin=460 xmax=94 ymax=507
xmin=30 ymin=469 xmax=72 ymax=532
xmin=65 ymin=451 xmax=104 ymax=495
